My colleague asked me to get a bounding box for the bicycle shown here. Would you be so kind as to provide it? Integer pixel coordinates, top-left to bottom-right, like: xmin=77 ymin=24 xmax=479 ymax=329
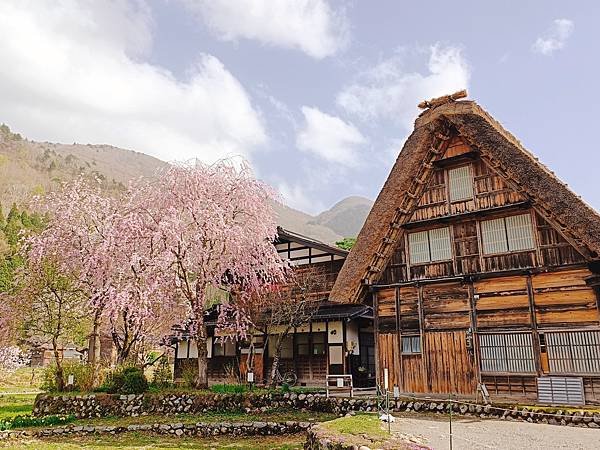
xmin=271 ymin=367 xmax=298 ymax=386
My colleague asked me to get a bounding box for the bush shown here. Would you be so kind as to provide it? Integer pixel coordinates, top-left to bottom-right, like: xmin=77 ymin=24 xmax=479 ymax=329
xmin=101 ymin=366 xmax=148 ymax=394
xmin=0 ymin=414 xmax=75 ymax=431
xmin=41 ymin=362 xmax=97 ymax=392
xmin=151 ymin=357 xmax=172 ymax=389
xmin=181 ymin=365 xmax=197 ymax=389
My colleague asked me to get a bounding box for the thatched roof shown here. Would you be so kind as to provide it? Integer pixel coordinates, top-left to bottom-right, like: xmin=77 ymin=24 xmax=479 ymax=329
xmin=330 ymin=99 xmax=600 ymax=303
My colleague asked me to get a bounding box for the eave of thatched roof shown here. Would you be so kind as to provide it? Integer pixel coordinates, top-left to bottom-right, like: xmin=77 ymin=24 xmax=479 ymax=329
xmin=330 ymin=99 xmax=600 ymax=303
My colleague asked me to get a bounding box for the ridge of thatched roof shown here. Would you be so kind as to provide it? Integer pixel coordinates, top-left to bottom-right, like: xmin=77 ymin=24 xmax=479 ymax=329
xmin=330 ymin=99 xmax=600 ymax=303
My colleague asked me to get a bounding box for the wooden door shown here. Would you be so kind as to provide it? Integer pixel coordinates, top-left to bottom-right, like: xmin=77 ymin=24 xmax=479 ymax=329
xmin=425 ymin=331 xmax=476 ymax=394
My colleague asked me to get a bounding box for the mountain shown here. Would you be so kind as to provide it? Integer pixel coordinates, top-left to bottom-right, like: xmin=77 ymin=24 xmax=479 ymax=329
xmin=0 ymin=124 xmax=166 ymax=207
xmin=0 ymin=124 xmax=371 ymax=244
xmin=309 ymin=196 xmax=373 ymax=239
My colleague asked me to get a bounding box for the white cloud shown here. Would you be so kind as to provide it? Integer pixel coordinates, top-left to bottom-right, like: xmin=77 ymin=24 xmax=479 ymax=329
xmin=296 ymin=106 xmax=366 ymax=167
xmin=532 ymin=19 xmax=574 ymax=55
xmin=181 ymin=0 xmax=348 ymax=59
xmin=276 ymin=181 xmax=325 ymax=215
xmin=0 ymin=0 xmax=267 ymax=164
xmin=337 ymin=44 xmax=470 ymax=130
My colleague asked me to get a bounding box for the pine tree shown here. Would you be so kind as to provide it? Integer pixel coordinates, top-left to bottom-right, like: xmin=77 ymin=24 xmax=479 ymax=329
xmin=20 ymin=211 xmax=32 ymax=228
xmin=6 ymin=203 xmax=19 ymax=224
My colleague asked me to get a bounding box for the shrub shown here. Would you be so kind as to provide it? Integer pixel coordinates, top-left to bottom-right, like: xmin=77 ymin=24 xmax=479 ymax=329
xmin=0 ymin=414 xmax=75 ymax=431
xmin=101 ymin=366 xmax=148 ymax=394
xmin=41 ymin=362 xmax=97 ymax=392
xmin=151 ymin=357 xmax=172 ymax=389
xmin=181 ymin=365 xmax=197 ymax=389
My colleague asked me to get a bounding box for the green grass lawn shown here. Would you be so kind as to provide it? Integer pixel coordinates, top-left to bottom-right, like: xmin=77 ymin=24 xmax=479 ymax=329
xmin=0 ymin=368 xmax=43 ymax=394
xmin=0 ymin=394 xmax=36 ymax=421
xmin=322 ymin=413 xmax=387 ymax=440
xmin=0 ymin=432 xmax=306 ymax=449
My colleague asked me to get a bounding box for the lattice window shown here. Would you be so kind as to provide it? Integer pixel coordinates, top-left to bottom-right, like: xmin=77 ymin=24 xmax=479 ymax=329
xmin=401 ymin=335 xmax=421 ymax=354
xmin=448 ymin=165 xmax=474 ymax=202
xmin=481 ymin=214 xmax=534 ymax=254
xmin=545 ymin=331 xmax=600 ymax=374
xmin=479 ymin=332 xmax=536 ymax=373
xmin=408 ymin=231 xmax=429 ymax=264
xmin=429 ymin=227 xmax=452 ymax=261
xmin=506 ymin=214 xmax=535 ymax=251
xmin=408 ymin=227 xmax=451 ymax=264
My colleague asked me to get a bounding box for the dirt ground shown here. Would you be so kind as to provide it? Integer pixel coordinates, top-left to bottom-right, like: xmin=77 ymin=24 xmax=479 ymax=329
xmin=391 ymin=413 xmax=599 ymax=450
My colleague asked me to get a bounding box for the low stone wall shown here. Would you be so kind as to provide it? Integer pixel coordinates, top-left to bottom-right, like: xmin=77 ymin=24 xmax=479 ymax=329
xmin=304 ymin=422 xmax=416 ymax=450
xmin=0 ymin=420 xmax=311 ymax=441
xmin=33 ymin=393 xmax=600 ymax=428
xmin=33 ymin=392 xmax=355 ymax=418
xmin=304 ymin=426 xmax=373 ymax=450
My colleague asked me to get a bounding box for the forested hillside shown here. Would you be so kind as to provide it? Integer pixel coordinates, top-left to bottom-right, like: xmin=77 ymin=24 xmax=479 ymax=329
xmin=0 ymin=124 xmax=371 ymax=244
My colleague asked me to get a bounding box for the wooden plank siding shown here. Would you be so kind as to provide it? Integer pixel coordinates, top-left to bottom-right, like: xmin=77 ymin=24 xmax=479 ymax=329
xmin=425 ymin=331 xmax=476 ymax=394
xmin=381 ymin=209 xmax=586 ymax=285
xmin=532 ymin=269 xmax=599 ymax=327
xmin=374 ymin=267 xmax=600 ymax=403
xmin=409 ymin=149 xmax=527 ymax=223
xmin=381 ymin=151 xmax=586 ymax=286
xmin=372 ymin=146 xmax=599 ymax=405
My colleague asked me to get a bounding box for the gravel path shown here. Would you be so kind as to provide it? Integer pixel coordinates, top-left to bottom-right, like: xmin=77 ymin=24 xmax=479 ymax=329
xmin=391 ymin=414 xmax=599 ymax=450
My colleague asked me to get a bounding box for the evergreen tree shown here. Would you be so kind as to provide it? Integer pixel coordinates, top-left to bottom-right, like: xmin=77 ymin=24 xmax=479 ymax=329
xmin=6 ymin=203 xmax=19 ymax=224
xmin=20 ymin=211 xmax=32 ymax=228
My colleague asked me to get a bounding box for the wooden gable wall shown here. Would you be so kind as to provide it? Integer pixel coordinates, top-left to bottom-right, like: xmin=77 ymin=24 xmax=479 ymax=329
xmin=380 ymin=136 xmax=586 ymax=285
xmin=371 ymin=135 xmax=600 ymax=404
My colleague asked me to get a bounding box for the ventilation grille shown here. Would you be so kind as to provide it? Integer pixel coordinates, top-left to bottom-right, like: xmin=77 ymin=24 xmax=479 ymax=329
xmin=537 ymin=376 xmax=585 ymax=405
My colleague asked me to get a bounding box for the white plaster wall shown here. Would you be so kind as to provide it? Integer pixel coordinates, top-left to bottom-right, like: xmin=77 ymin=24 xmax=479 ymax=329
xmin=346 ymin=321 xmax=360 ymax=355
xmin=328 ymin=321 xmax=343 ymax=344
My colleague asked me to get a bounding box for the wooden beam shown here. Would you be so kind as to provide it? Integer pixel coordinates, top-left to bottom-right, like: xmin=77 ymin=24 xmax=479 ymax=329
xmin=416 ymin=285 xmax=429 ymax=391
xmin=526 ymin=275 xmax=542 ymax=376
xmin=418 ymin=90 xmax=468 ymax=110
xmin=395 ymin=287 xmax=403 ymax=391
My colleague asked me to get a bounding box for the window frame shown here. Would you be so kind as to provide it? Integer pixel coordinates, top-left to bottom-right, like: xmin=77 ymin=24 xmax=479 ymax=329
xmin=295 ymin=333 xmax=310 ymax=356
xmin=480 ymin=213 xmax=536 ymax=256
xmin=447 ymin=164 xmax=474 ymax=203
xmin=407 ymin=226 xmax=452 ymax=266
xmin=213 ymin=338 xmax=237 ymax=357
xmin=478 ymin=332 xmax=536 ymax=374
xmin=401 ymin=335 xmax=422 ymax=355
xmin=544 ymin=330 xmax=600 ymax=375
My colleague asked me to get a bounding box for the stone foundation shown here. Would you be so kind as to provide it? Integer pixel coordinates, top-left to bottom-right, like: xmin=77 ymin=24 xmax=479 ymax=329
xmin=0 ymin=420 xmax=311 ymax=441
xmin=33 ymin=393 xmax=600 ymax=428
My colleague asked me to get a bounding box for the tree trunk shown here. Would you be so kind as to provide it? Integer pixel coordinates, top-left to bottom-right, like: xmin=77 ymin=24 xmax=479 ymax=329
xmin=52 ymin=337 xmax=65 ymax=392
xmin=192 ymin=281 xmax=209 ymax=389
xmin=269 ymin=334 xmax=285 ymax=387
xmin=195 ymin=320 xmax=209 ymax=389
xmin=87 ymin=310 xmax=102 ymax=387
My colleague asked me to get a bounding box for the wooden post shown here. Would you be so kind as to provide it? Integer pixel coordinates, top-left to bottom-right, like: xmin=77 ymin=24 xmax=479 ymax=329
xmin=373 ymin=290 xmax=381 ymax=387
xmin=467 ymin=279 xmax=482 ymax=394
xmin=417 ymin=284 xmax=429 ymax=391
xmin=395 ymin=286 xmax=403 ymax=392
xmin=325 ymin=320 xmax=330 ymax=378
xmin=308 ymin=321 xmax=313 ymax=382
xmin=526 ymin=275 xmax=542 ymax=375
xmin=342 ymin=320 xmax=347 ymax=375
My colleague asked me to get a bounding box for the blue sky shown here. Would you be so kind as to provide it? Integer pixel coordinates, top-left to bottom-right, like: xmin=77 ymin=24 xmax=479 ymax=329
xmin=1 ymin=1 xmax=598 ymax=214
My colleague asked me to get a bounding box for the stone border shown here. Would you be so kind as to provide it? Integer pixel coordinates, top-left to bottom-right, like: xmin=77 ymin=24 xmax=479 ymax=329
xmin=304 ymin=421 xmax=419 ymax=450
xmin=0 ymin=420 xmax=311 ymax=441
xmin=33 ymin=393 xmax=600 ymax=428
